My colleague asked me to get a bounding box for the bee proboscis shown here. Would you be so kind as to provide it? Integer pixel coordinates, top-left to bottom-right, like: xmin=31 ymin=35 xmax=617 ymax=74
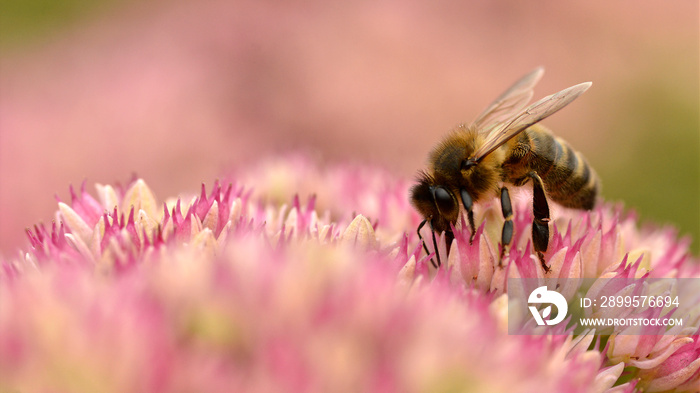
xmin=410 ymin=67 xmax=599 ymax=271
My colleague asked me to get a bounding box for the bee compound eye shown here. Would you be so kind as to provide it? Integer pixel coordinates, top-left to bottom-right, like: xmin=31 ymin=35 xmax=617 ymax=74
xmin=433 ymin=186 xmax=456 ymax=215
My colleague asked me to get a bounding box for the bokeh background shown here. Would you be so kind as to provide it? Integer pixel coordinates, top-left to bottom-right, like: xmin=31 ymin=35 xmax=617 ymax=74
xmin=1 ymin=0 xmax=698 ymax=255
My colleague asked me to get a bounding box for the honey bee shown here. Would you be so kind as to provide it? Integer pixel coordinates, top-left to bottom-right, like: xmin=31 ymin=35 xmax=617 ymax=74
xmin=410 ymin=67 xmax=598 ymax=271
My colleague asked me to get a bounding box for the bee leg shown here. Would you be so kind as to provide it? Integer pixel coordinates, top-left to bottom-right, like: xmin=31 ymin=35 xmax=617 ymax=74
xmin=529 ymin=172 xmax=551 ymax=273
xmin=444 ymin=230 xmax=454 ymax=254
xmin=428 ymin=219 xmax=443 ymax=268
xmin=499 ymin=187 xmax=513 ymax=267
xmin=417 ymin=218 xmax=440 ymax=268
xmin=417 ymin=219 xmax=438 ymax=268
xmin=460 ymin=189 xmax=476 ymax=244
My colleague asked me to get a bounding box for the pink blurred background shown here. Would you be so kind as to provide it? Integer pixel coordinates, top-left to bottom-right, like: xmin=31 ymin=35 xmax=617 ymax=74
xmin=1 ymin=0 xmax=698 ymax=255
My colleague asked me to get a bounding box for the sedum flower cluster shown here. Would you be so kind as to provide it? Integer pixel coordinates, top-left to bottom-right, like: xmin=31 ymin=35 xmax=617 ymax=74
xmin=1 ymin=157 xmax=698 ymax=393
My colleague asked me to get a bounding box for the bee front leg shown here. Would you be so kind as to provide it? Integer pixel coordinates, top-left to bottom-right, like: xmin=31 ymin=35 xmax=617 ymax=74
xmin=460 ymin=189 xmax=476 ymax=244
xmin=529 ymin=172 xmax=551 ymax=272
xmin=499 ymin=187 xmax=513 ymax=267
xmin=417 ymin=218 xmax=440 ymax=269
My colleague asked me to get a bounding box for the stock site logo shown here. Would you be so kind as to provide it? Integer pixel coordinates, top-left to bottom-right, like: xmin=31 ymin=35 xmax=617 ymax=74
xmin=528 ymin=286 xmax=568 ymax=326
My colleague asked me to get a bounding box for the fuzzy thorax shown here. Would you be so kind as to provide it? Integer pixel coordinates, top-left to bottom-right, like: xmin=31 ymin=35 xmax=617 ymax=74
xmin=429 ymin=125 xmax=505 ymax=202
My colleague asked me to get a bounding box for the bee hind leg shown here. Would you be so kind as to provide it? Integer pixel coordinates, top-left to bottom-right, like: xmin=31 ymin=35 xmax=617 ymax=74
xmin=499 ymin=187 xmax=513 ymax=267
xmin=529 ymin=172 xmax=551 ymax=272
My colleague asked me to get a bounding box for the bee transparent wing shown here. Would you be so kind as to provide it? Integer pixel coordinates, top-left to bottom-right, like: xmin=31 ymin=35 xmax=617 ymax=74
xmin=472 ymin=67 xmax=544 ymax=132
xmin=471 ymin=81 xmax=592 ymax=162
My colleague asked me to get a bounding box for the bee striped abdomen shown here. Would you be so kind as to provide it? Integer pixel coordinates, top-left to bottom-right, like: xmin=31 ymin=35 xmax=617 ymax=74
xmin=504 ymin=126 xmax=599 ymax=210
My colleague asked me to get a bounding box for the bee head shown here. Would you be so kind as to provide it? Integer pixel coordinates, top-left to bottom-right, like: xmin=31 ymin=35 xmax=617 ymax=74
xmin=410 ymin=174 xmax=459 ymax=234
